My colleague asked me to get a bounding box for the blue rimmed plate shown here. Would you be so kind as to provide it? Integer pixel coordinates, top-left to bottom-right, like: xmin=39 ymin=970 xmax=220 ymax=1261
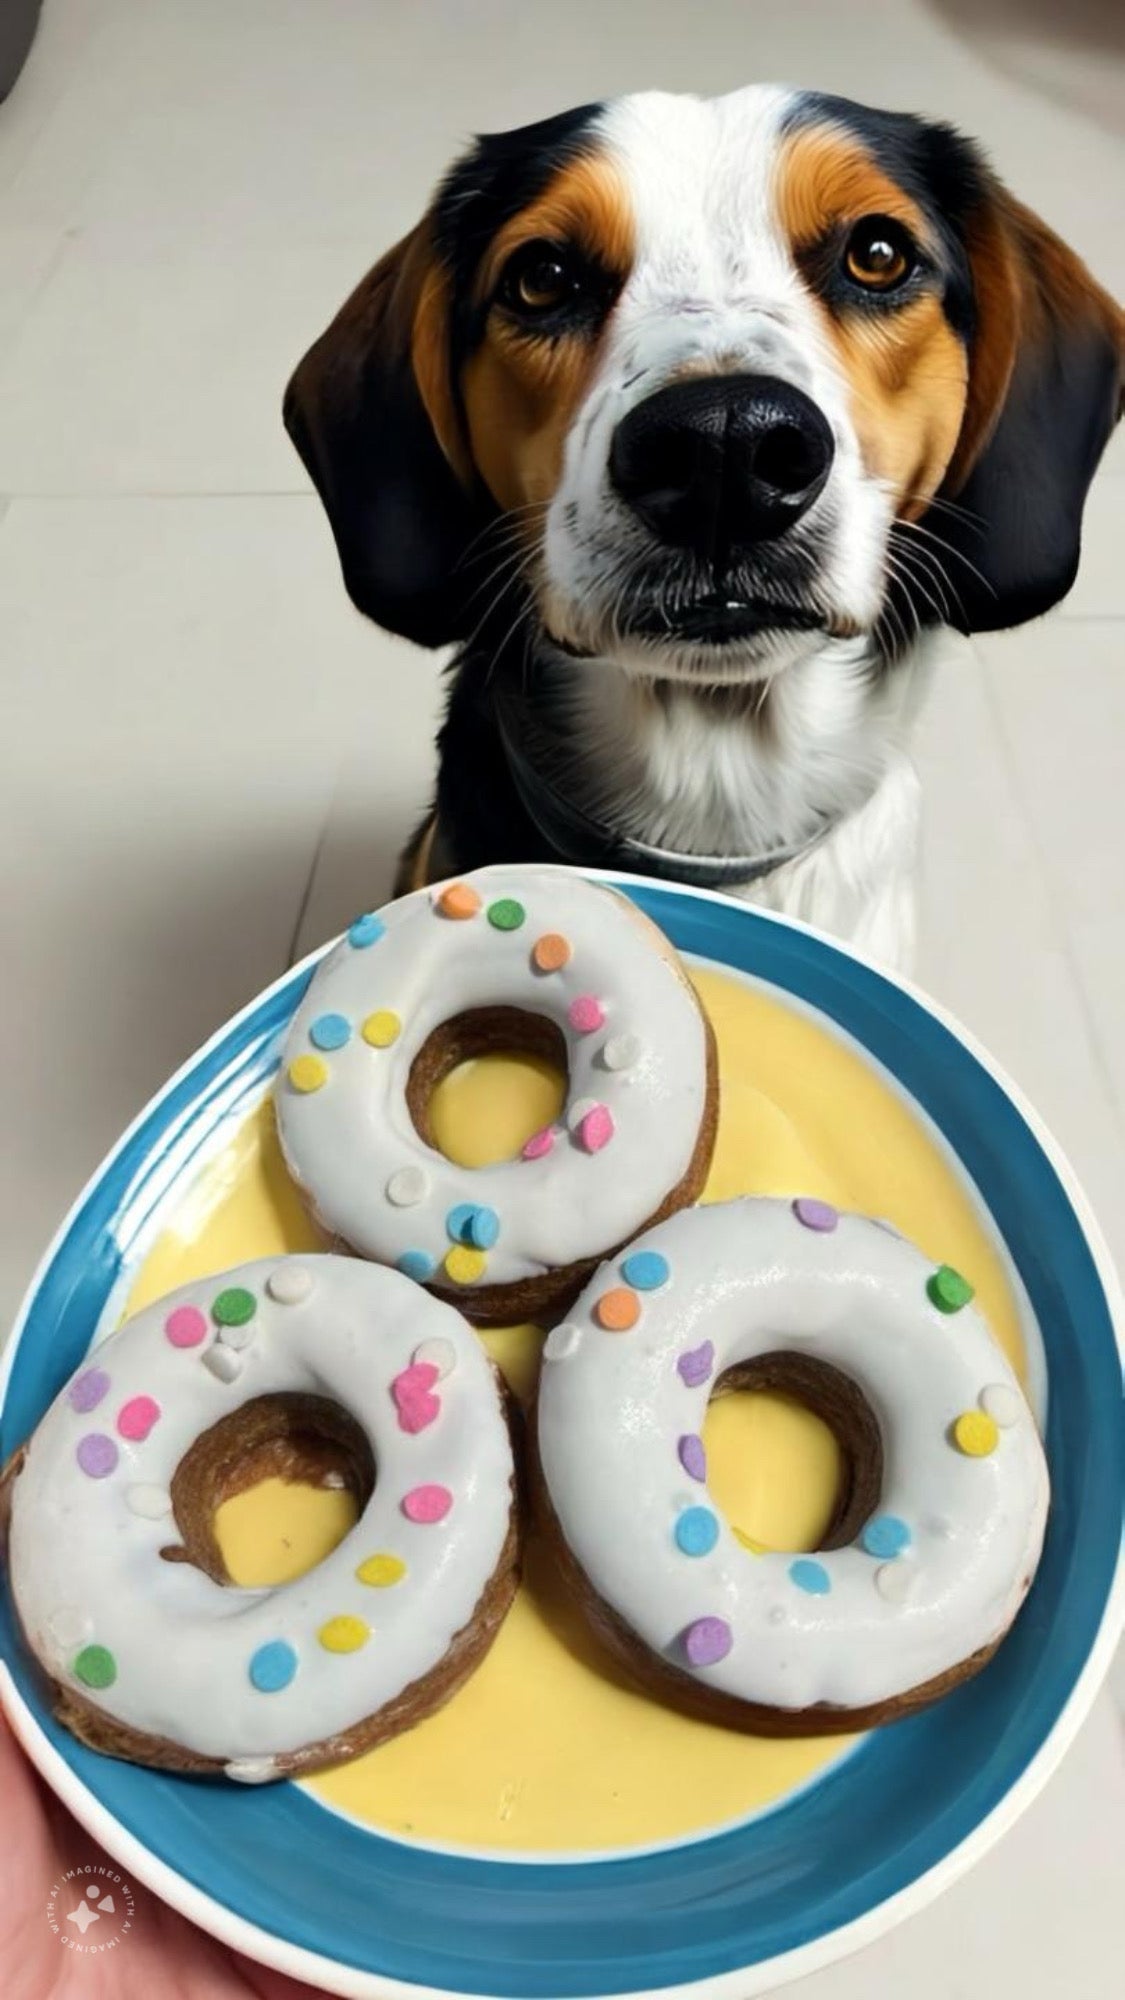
xmin=1 ymin=877 xmax=1122 ymax=2000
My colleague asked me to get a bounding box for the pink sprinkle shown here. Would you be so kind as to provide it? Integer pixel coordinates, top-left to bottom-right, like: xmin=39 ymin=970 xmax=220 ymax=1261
xmin=402 ymin=1483 xmax=453 ymax=1524
xmin=391 ymin=1362 xmax=441 ymax=1435
xmin=568 ymin=995 xmax=605 ymax=1035
xmin=577 ymin=1104 xmax=614 ymax=1153
xmin=521 ymin=1126 xmax=555 ymax=1161
xmin=165 ymin=1305 xmax=207 ymax=1348
xmin=117 ymin=1394 xmax=161 ymax=1442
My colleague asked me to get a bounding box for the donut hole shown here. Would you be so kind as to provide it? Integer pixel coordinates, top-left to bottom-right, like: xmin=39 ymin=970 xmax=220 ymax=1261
xmin=409 ymin=1006 xmax=568 ymax=1167
xmin=161 ymin=1393 xmax=374 ymax=1587
xmin=704 ymin=1356 xmax=882 ymax=1556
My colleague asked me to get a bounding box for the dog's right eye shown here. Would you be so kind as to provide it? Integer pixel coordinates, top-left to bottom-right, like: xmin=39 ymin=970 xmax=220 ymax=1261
xmin=498 ymin=240 xmax=589 ymax=320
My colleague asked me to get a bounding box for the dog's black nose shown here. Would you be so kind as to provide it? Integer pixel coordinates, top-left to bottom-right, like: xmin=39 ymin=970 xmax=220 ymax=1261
xmin=609 ymin=374 xmax=835 ymax=559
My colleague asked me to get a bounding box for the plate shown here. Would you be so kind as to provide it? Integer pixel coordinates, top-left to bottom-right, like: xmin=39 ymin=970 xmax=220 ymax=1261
xmin=1 ymin=877 xmax=1122 ymax=2000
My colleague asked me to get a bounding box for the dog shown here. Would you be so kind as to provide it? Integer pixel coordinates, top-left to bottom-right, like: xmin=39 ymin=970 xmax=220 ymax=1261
xmin=284 ymin=87 xmax=1123 ymax=969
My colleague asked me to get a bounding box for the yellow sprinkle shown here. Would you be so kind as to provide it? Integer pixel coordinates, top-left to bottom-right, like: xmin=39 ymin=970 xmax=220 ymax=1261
xmin=444 ymin=1244 xmax=487 ymax=1286
xmin=287 ymin=1054 xmax=328 ymax=1093
xmin=356 ymin=1553 xmax=406 ymax=1589
xmin=953 ymin=1409 xmax=999 ymax=1457
xmin=362 ymin=1010 xmax=401 ymax=1049
xmin=733 ymin=1526 xmax=770 ymax=1555
xmin=318 ymin=1614 xmax=370 ymax=1654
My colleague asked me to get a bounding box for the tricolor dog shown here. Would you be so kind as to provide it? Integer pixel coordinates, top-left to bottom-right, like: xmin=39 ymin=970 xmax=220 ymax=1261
xmin=285 ymin=87 xmax=1123 ymax=967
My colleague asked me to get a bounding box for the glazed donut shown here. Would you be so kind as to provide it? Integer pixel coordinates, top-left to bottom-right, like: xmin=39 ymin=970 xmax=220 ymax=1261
xmin=535 ymin=1198 xmax=1049 ymax=1733
xmin=3 ymin=1256 xmax=518 ymax=1778
xmin=275 ymin=866 xmax=717 ymax=1322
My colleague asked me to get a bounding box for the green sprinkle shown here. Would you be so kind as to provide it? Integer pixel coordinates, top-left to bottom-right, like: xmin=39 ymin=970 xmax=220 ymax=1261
xmin=487 ymin=898 xmax=526 ymax=932
xmin=212 ymin=1286 xmax=257 ymax=1328
xmin=74 ymin=1644 xmax=116 ymax=1690
xmin=927 ymin=1265 xmax=975 ymax=1313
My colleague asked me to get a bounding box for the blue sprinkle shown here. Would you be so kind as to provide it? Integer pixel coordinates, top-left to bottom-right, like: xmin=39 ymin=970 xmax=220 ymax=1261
xmin=789 ymin=1558 xmax=831 ymax=1596
xmin=446 ymin=1203 xmax=477 ymax=1244
xmin=248 ymin=1639 xmax=298 ymax=1693
xmin=347 ymin=913 xmax=386 ymax=949
xmin=674 ymin=1507 xmax=720 ymax=1557
xmin=309 ymin=1011 xmax=351 ymax=1051
xmin=465 ymin=1206 xmax=500 ymax=1249
xmin=861 ymin=1514 xmax=912 ymax=1560
xmin=397 ymin=1250 xmax=436 ymax=1283
xmin=621 ymin=1250 xmax=670 ymax=1291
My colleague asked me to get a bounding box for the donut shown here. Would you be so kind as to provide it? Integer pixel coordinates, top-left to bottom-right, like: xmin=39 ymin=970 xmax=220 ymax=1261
xmin=1 ymin=1256 xmax=519 ymax=1778
xmin=274 ymin=866 xmax=717 ymax=1323
xmin=534 ymin=1198 xmax=1049 ymax=1733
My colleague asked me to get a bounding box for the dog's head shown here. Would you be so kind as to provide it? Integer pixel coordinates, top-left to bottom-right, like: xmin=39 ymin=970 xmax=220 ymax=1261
xmin=285 ymin=86 xmax=1123 ymax=680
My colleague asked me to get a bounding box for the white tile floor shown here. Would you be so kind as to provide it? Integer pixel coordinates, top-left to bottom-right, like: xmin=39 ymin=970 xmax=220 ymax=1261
xmin=1 ymin=2 xmax=1122 ymax=1992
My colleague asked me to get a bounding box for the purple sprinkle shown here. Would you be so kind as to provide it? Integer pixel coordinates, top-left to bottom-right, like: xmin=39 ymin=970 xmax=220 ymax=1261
xmin=677 ymin=1341 xmax=714 ymax=1388
xmin=76 ymin=1433 xmax=118 ymax=1479
xmin=678 ymin=1434 xmax=707 ymax=1482
xmin=683 ymin=1616 xmax=733 ymax=1668
xmin=792 ymin=1197 xmax=839 ymax=1233
xmin=67 ymin=1368 xmax=110 ymax=1415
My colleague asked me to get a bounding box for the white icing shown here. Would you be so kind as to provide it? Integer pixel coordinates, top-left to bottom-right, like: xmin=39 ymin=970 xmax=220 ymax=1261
xmin=9 ymin=1256 xmax=514 ymax=1765
xmin=543 ymin=1324 xmax=583 ymax=1362
xmin=124 ymin=1484 xmax=172 ymax=1519
xmin=537 ymin=1199 xmax=1050 ymax=1713
xmin=274 ymin=867 xmax=709 ymax=1292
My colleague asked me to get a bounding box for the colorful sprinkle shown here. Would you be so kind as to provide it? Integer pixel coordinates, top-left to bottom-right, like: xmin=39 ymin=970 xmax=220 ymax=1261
xmin=446 ymin=1202 xmax=477 ymax=1242
xmin=412 ymin=1337 xmax=457 ymax=1379
xmin=125 ymin=1483 xmax=171 ymax=1519
xmin=953 ymin=1409 xmax=999 ymax=1457
xmin=76 ymin=1434 xmax=117 ymax=1479
xmin=682 ymin=1616 xmax=733 ymax=1668
xmin=362 ymin=1010 xmax=401 ymax=1048
xmin=203 ymin=1344 xmax=242 ymax=1383
xmin=165 ymin=1305 xmax=207 ymax=1348
xmin=249 ymin=1640 xmax=297 ymax=1693
xmin=465 ymin=1205 xmax=500 ymax=1249
xmin=309 ymin=1011 xmax=351 ymax=1051
xmin=677 ymin=1340 xmax=715 ymax=1388
xmin=928 ymin=1264 xmax=975 ymax=1313
xmin=356 ymin=1553 xmax=407 ymax=1588
xmin=861 ymin=1514 xmax=912 ymax=1560
xmin=789 ymin=1558 xmax=831 ymax=1595
xmin=347 ymin=913 xmax=386 ymax=948
xmin=266 ymin=1263 xmax=313 ymax=1305
xmin=566 ymin=1095 xmax=599 ymax=1131
xmin=980 ymin=1382 xmax=1023 ymax=1429
xmin=568 ymin=995 xmax=605 ymax=1034
xmin=391 ymin=1361 xmax=441 ymax=1434
xmin=68 ymin=1367 xmax=110 ymax=1414
xmin=675 ymin=1507 xmax=720 ymax=1557
xmin=519 ymin=1120 xmax=556 ymax=1162
xmin=577 ymin=1104 xmax=615 ymax=1153
xmin=444 ymin=1244 xmax=487 ymax=1286
xmin=212 ymin=1287 xmax=256 ymax=1329
xmin=678 ymin=1434 xmax=707 ymax=1482
xmin=792 ymin=1197 xmax=839 ymax=1232
xmin=319 ymin=1615 xmax=370 ymax=1654
xmin=602 ymin=1031 xmax=642 ymax=1072
xmin=287 ymin=1054 xmax=328 ymax=1094
xmin=116 ymin=1395 xmax=160 ymax=1442
xmin=402 ymin=1483 xmax=453 ymax=1524
xmin=487 ymin=897 xmax=526 ymax=931
xmin=544 ymin=1323 xmax=583 ymax=1362
xmin=594 ymin=1287 xmax=640 ymax=1332
xmin=532 ymin=931 xmax=572 ymax=972
xmin=437 ymin=882 xmax=481 ymax=921
xmin=73 ymin=1644 xmax=116 ymax=1690
xmin=875 ymin=1561 xmax=917 ymax=1605
xmin=621 ymin=1250 xmax=670 ymax=1291
xmin=387 ymin=1166 xmax=430 ymax=1207
xmin=397 ymin=1249 xmax=437 ymax=1283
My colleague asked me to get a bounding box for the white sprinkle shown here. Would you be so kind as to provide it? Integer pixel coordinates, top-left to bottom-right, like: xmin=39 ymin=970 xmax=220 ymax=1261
xmin=204 ymin=1343 xmax=243 ymax=1383
xmin=45 ymin=1607 xmax=92 ymax=1651
xmin=602 ymin=1033 xmax=642 ymax=1072
xmin=413 ymin=1336 xmax=457 ymax=1378
xmin=125 ymin=1483 xmax=172 ymax=1520
xmin=387 ymin=1166 xmax=430 ymax=1207
xmin=267 ymin=1262 xmax=314 ymax=1305
xmin=224 ymin=1757 xmax=279 ymax=1785
xmin=566 ymin=1096 xmax=599 ymax=1131
xmin=544 ymin=1323 xmax=582 ymax=1362
xmin=980 ymin=1382 xmax=1023 ymax=1429
xmin=218 ymin=1320 xmax=256 ymax=1352
xmin=875 ymin=1561 xmax=917 ymax=1605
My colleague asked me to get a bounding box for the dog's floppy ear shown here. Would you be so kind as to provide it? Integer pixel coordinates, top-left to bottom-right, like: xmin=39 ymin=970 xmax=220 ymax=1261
xmin=930 ymin=181 xmax=1123 ymax=633
xmin=283 ymin=225 xmax=488 ymax=647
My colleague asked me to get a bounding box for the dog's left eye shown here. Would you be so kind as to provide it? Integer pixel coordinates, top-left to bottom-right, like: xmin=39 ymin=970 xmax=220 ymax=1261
xmin=498 ymin=240 xmax=589 ymax=318
xmin=843 ymin=216 xmax=917 ymax=292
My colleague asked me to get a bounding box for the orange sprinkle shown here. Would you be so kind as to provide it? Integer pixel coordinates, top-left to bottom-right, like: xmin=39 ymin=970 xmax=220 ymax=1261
xmin=438 ymin=883 xmax=481 ymax=920
xmin=532 ymin=931 xmax=573 ymax=973
xmin=594 ymin=1287 xmax=640 ymax=1332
